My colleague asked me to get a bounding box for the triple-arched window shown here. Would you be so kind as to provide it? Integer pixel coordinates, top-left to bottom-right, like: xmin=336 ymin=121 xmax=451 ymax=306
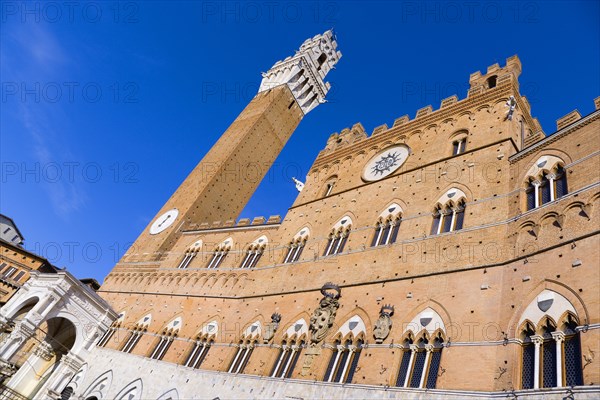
xmin=239 ymin=236 xmax=268 ymax=269
xmin=283 ymin=228 xmax=309 ymax=264
xmin=323 ymin=315 xmax=366 ymax=384
xmin=97 ymin=312 xmax=125 ymax=348
xmin=396 ymin=332 xmax=444 ymax=389
xmin=323 ymin=216 xmax=352 ymax=256
xmin=525 ymin=156 xmax=568 ymax=210
xmin=324 ymin=338 xmax=363 ymax=384
xmin=120 ymin=314 xmax=151 ymax=354
xmin=270 ymin=339 xmax=305 ymax=378
xmin=184 ymin=337 xmax=213 ymax=369
xmin=371 ymin=204 xmax=402 ymax=247
xmin=206 ymin=238 xmax=233 ymax=269
xmin=183 ymin=321 xmax=218 ymax=369
xmin=518 ymin=290 xmax=583 ymax=389
xmin=431 ymin=189 xmax=467 ymax=235
xmin=228 ymin=339 xmax=257 ymax=374
xmin=177 ymin=240 xmax=203 ymax=269
xmin=395 ymin=308 xmax=446 ymax=389
xmin=149 ymin=317 xmax=181 ymax=361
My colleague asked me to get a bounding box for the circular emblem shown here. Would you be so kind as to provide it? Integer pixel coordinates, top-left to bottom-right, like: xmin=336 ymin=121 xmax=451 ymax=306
xmin=362 ymin=145 xmax=410 ymax=181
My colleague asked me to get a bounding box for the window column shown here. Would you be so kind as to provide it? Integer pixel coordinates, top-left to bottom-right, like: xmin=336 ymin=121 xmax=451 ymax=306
xmin=552 ymin=331 xmax=565 ymax=387
xmin=404 ymin=345 xmax=418 ymax=387
xmin=283 ymin=246 xmax=294 ymax=263
xmin=418 ymin=344 xmax=434 ymax=388
xmin=228 ymin=344 xmax=244 ymax=373
xmin=532 ymin=180 xmax=541 ymax=208
xmin=280 ymin=344 xmax=298 ymax=378
xmin=326 ymin=345 xmax=343 ymax=382
xmin=548 ymin=173 xmax=556 ymax=202
xmin=338 ymin=344 xmax=356 ymax=383
xmin=532 ymin=335 xmax=544 ymax=389
xmin=374 ymin=222 xmax=384 ymax=246
xmin=271 ymin=344 xmax=288 ymax=377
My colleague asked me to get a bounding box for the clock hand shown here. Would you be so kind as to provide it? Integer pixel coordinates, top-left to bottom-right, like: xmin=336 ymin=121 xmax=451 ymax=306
xmin=157 ymin=215 xmax=171 ymax=227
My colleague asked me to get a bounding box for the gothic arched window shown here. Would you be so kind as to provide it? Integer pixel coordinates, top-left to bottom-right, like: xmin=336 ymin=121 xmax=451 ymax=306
xmin=283 ymin=228 xmax=309 ymax=264
xmin=517 ymin=290 xmax=584 ymax=389
xmin=240 ymin=245 xmax=264 ymax=269
xmin=431 ymin=199 xmax=466 ymax=235
xmin=228 ymin=339 xmax=256 ymax=374
xmin=184 ymin=338 xmax=213 ymax=369
xmin=206 ymin=238 xmax=232 ymax=269
xmin=371 ymin=205 xmax=402 ymax=247
xmin=149 ymin=332 xmax=175 ymax=360
xmin=323 ymin=338 xmax=363 ymax=384
xmin=239 ymin=236 xmax=268 ymax=269
xmin=121 ymin=327 xmax=144 ymax=354
xmin=324 ymin=217 xmax=352 ymax=257
xmin=271 ymin=339 xmax=304 ymax=378
xmin=323 ymin=229 xmax=350 ymax=256
xmin=524 ymin=157 xmax=569 ymax=211
xmin=177 ymin=240 xmax=203 ymax=269
xmin=395 ymin=332 xmax=444 ymax=389
xmin=149 ymin=318 xmax=181 ymax=361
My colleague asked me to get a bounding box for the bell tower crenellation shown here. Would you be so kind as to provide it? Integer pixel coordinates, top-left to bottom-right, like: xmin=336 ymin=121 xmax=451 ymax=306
xmin=258 ymin=30 xmax=342 ymax=114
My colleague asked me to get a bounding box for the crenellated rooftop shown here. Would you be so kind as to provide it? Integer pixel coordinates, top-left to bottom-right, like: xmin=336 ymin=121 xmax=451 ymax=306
xmin=314 ymin=55 xmax=545 ymax=167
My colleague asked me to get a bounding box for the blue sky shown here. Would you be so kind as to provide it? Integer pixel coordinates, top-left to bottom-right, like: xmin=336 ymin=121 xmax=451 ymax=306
xmin=1 ymin=1 xmax=598 ymax=282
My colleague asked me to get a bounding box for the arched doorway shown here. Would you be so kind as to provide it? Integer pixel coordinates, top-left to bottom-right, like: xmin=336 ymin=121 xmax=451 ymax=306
xmin=10 ymin=317 xmax=77 ymax=398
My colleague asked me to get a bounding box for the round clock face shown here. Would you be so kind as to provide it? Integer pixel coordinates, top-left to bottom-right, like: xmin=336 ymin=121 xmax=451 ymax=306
xmin=149 ymin=208 xmax=179 ymax=235
xmin=362 ymin=145 xmax=410 ymax=182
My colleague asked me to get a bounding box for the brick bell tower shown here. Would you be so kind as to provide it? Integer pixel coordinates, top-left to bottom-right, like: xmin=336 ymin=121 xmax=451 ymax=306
xmin=123 ymin=31 xmax=342 ymax=262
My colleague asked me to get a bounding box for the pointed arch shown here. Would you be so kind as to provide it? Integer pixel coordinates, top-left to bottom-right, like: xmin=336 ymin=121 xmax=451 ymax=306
xmin=516 ymin=289 xmax=577 ymax=332
xmin=67 ymin=363 xmax=87 ymax=392
xmin=377 ymin=202 xmax=404 ymax=220
xmin=283 ymin=318 xmax=309 ymax=341
xmin=331 ymin=214 xmax=354 ymax=231
xmin=334 ymin=314 xmax=367 ymax=342
xmin=157 ymin=388 xmax=179 ymax=400
xmin=114 ymin=378 xmax=143 ymax=400
xmin=82 ymin=370 xmax=113 ymax=399
xmin=241 ymin=319 xmax=263 ymax=340
xmin=508 ymin=280 xmax=588 ymax=336
xmin=435 ymin=187 xmax=468 ymax=207
xmin=523 ymin=154 xmax=570 ymax=181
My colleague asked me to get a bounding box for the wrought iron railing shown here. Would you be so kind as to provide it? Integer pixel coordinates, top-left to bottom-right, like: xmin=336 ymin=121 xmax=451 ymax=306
xmin=0 ymin=384 xmax=29 ymax=400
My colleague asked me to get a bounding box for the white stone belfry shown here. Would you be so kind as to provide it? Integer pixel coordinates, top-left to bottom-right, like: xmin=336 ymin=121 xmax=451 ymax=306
xmin=258 ymin=30 xmax=342 ymax=114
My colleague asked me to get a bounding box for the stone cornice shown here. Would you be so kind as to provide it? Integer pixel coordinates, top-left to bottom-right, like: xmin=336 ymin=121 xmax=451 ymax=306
xmin=510 ymin=109 xmax=600 ymax=162
xmin=100 ymin=228 xmax=600 ymax=301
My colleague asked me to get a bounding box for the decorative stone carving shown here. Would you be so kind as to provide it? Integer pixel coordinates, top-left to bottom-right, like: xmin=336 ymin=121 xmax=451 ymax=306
xmin=263 ymin=313 xmax=281 ymax=343
xmin=0 ymin=315 xmax=10 ymax=331
xmin=373 ymin=304 xmax=394 ymax=344
xmin=34 ymin=341 xmax=55 ymax=361
xmin=61 ymin=352 xmax=84 ymax=372
xmin=309 ymin=283 xmax=341 ymax=343
xmin=300 ymin=346 xmax=322 ymax=376
xmin=0 ymin=359 xmax=16 ymax=380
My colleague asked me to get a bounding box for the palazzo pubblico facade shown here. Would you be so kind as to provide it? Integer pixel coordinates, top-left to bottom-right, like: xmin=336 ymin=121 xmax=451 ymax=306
xmin=0 ymin=31 xmax=599 ymax=399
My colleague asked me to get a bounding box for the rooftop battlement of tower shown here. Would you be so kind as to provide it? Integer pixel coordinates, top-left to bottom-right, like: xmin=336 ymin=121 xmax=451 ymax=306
xmin=258 ymin=30 xmax=342 ymax=114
